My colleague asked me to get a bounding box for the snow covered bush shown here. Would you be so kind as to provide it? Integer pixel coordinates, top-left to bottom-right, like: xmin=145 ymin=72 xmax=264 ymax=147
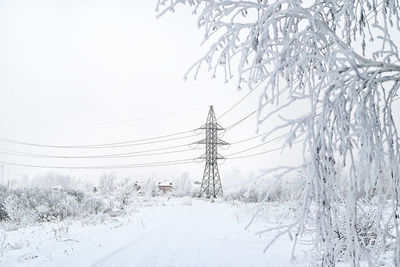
xmin=98 ymin=173 xmax=117 ymax=195
xmin=96 ymin=173 xmax=141 ymax=211
xmin=114 ymin=177 xmax=139 ymax=208
xmin=0 ymin=202 xmax=9 ymax=222
xmin=1 ymin=187 xmax=107 ymax=225
xmin=28 ymin=172 xmax=77 ymax=190
xmin=173 ymin=172 xmax=195 ymax=197
xmin=157 ymin=0 xmax=400 ymax=265
xmin=141 ymin=177 xmax=160 ymax=198
xmin=0 ymin=186 xmax=9 ymax=222
xmin=225 ymin=184 xmax=270 ymax=203
xmin=224 ymin=171 xmax=304 ymax=203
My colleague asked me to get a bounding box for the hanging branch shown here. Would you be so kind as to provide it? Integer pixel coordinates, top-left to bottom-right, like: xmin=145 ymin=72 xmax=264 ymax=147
xmin=157 ymin=0 xmax=400 ymax=265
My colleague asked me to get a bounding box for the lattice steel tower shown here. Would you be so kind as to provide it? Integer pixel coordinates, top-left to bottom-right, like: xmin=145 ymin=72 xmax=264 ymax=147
xmin=197 ymin=106 xmax=228 ymax=198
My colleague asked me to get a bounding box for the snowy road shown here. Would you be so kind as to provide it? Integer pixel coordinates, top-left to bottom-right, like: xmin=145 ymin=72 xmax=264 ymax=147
xmin=2 ymin=198 xmax=303 ymax=267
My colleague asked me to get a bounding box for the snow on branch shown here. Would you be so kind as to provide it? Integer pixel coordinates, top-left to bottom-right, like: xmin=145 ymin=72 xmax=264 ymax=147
xmin=157 ymin=0 xmax=400 ymax=265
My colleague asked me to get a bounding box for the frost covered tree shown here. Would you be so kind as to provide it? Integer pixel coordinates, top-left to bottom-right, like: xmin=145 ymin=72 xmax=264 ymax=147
xmin=174 ymin=172 xmax=193 ymax=196
xmin=157 ymin=0 xmax=400 ymax=266
xmin=98 ymin=173 xmax=117 ymax=196
xmin=115 ymin=178 xmax=137 ymax=207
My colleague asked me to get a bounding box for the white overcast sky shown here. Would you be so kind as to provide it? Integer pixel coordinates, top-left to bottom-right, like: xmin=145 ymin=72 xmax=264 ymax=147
xmin=2 ymin=0 xmax=388 ymax=185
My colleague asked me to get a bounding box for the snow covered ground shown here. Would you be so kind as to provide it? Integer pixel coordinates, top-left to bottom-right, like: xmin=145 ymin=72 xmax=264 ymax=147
xmin=0 ymin=197 xmax=310 ymax=267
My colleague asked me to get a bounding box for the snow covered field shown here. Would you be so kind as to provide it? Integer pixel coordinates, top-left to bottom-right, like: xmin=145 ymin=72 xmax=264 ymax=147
xmin=1 ymin=197 xmax=310 ymax=267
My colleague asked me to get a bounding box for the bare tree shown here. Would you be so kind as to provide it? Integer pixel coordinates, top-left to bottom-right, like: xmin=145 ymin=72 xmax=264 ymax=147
xmin=157 ymin=0 xmax=400 ymax=265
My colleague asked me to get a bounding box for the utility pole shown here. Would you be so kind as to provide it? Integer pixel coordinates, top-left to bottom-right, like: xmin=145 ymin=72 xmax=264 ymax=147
xmin=196 ymin=106 xmax=229 ymax=198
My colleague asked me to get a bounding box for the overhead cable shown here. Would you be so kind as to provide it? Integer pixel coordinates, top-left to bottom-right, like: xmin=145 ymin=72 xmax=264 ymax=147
xmin=0 ymin=158 xmax=197 ymax=170
xmin=0 ymin=130 xmax=201 ymax=149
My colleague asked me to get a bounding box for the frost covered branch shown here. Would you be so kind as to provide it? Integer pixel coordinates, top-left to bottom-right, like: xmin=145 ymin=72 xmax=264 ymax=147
xmin=157 ymin=0 xmax=400 ymax=265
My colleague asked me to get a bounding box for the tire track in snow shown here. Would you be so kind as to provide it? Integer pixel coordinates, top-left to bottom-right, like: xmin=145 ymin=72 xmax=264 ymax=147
xmin=90 ymin=202 xmax=210 ymax=267
xmin=89 ymin=222 xmax=175 ymax=267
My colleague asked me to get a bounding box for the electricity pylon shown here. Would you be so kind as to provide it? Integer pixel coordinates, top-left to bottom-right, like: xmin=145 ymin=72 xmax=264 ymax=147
xmin=196 ymin=106 xmax=228 ymax=198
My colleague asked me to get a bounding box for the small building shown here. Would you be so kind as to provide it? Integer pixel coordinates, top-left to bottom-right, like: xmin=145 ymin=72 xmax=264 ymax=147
xmin=158 ymin=181 xmax=173 ymax=193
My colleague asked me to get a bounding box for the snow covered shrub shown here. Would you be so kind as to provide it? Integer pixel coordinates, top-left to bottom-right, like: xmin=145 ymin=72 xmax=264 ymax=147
xmin=98 ymin=173 xmax=117 ymax=195
xmin=224 ymin=186 xmax=248 ymax=202
xmin=7 ymin=188 xmax=77 ymax=222
xmin=225 ymin=185 xmax=272 ymax=203
xmin=114 ymin=178 xmax=138 ymax=208
xmin=0 ymin=202 xmax=9 ymax=222
xmin=96 ymin=174 xmax=139 ymax=211
xmin=247 ymin=189 xmax=263 ymax=203
xmin=0 ymin=186 xmax=9 ymax=222
xmin=29 ymin=172 xmax=77 ymax=190
xmin=224 ymin=187 xmax=251 ymax=202
xmin=2 ymin=188 xmax=107 ymax=225
xmin=79 ymin=194 xmax=105 ymax=215
xmin=173 ymin=172 xmax=194 ymax=197
xmin=224 ymin=174 xmax=303 ymax=203
xmin=66 ymin=190 xmax=85 ymax=202
xmin=141 ymin=177 xmax=159 ymax=198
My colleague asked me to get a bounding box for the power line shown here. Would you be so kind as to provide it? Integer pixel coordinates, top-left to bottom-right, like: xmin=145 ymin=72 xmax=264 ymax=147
xmin=0 ymin=130 xmax=202 ymax=149
xmin=230 ymin=132 xmax=269 ymax=144
xmin=226 ymin=139 xmax=304 ymax=159
xmin=3 ymin=71 xmax=395 ymax=167
xmin=0 ymin=146 xmax=202 ymax=159
xmin=0 ymin=129 xmax=290 ymax=159
xmin=224 ymin=110 xmax=257 ymax=132
xmin=217 ymin=80 xmax=263 ymax=120
xmin=226 ymin=133 xmax=288 ymax=156
xmin=9 ymin=89 xmax=395 ymax=161
xmin=219 ymin=84 xmax=289 ymax=133
xmin=0 ymin=158 xmax=197 ymax=170
xmin=0 ymin=143 xmax=197 ymax=157
xmin=0 ymin=2 xmax=392 ymax=169
xmin=222 ymin=78 xmax=296 ymax=133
